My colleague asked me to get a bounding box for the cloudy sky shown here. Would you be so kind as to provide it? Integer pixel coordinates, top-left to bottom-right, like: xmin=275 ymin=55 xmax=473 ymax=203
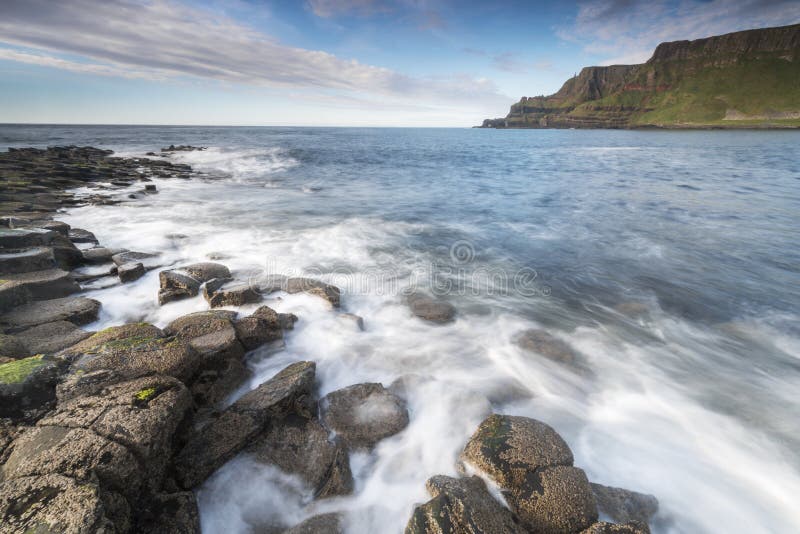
xmin=0 ymin=0 xmax=798 ymax=126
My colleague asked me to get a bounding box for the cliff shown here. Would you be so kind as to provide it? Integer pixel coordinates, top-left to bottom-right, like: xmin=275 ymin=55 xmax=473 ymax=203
xmin=481 ymin=23 xmax=800 ymax=129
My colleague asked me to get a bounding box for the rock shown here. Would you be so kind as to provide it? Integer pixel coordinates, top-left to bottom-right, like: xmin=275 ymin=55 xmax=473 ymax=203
xmin=283 ymin=278 xmax=341 ymax=307
xmin=0 ymin=296 xmax=101 ymax=332
xmin=38 ymin=375 xmax=192 ymax=493
xmin=135 ymin=491 xmax=200 ymax=534
xmin=144 ymin=184 xmax=158 ymax=192
xmin=582 ymin=521 xmax=651 ymax=534
xmin=0 ymin=354 xmax=68 ymax=421
xmin=50 ymin=233 xmax=86 ymax=269
xmin=111 ymin=250 xmax=160 ymax=267
xmin=590 ymin=483 xmax=658 ymax=524
xmin=0 ymin=246 xmax=56 ymax=273
xmin=162 ymin=145 xmax=206 ymax=152
xmin=280 ymin=312 xmax=299 ymax=330
xmin=2 ymin=268 xmax=80 ymax=300
xmin=320 ymin=382 xmax=409 ymax=449
xmin=234 ymin=305 xmax=284 ymax=350
xmin=340 ymin=313 xmax=365 ymax=331
xmin=15 ymin=320 xmax=91 ymax=354
xmin=164 ymin=310 xmax=248 ymax=405
xmin=68 ymin=228 xmax=98 ymax=244
xmin=461 ymin=414 xmax=596 ymax=533
xmin=405 ymin=475 xmax=527 ymax=534
xmin=407 ymin=293 xmax=456 ymax=324
xmin=59 ymin=323 xmax=199 ymax=386
xmin=0 ymin=227 xmax=57 ymax=248
xmin=284 ymin=513 xmax=344 ymax=534
xmin=158 ymin=262 xmax=231 ymax=305
xmin=0 ymin=334 xmax=28 ymax=359
xmin=0 ymin=474 xmax=123 ymax=533
xmin=82 ymin=246 xmax=126 ymax=264
xmin=41 ymin=220 xmax=70 ymax=236
xmin=0 ymin=425 xmax=140 ymax=498
xmin=249 ymin=414 xmax=353 ymax=498
xmin=204 ymin=277 xmax=261 ymax=308
xmin=515 ymin=329 xmax=580 ymax=367
xmin=118 ymin=261 xmax=145 ymax=283
xmin=0 ymin=420 xmax=23 ymax=463
xmin=0 ymin=279 xmax=31 ymax=313
xmin=174 ymin=361 xmax=316 ymax=489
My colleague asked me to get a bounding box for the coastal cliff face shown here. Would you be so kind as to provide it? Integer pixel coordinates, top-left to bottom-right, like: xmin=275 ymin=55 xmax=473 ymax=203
xmin=482 ymin=24 xmax=800 ymax=129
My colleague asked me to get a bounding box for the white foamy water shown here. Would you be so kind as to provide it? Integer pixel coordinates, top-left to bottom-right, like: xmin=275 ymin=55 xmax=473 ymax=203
xmin=39 ymin=127 xmax=800 ymax=534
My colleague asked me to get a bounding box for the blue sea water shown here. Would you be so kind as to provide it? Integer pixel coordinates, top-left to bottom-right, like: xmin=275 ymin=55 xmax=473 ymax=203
xmin=2 ymin=125 xmax=799 ymax=533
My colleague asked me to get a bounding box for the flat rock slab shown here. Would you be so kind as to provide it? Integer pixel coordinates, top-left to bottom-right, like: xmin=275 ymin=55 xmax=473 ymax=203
xmin=0 ymin=227 xmax=57 ymax=248
xmin=320 ymin=382 xmax=408 ymax=449
xmin=82 ymin=246 xmax=126 ymax=264
xmin=118 ymin=261 xmax=145 ymax=282
xmin=2 ymin=268 xmax=80 ymax=300
xmin=16 ymin=320 xmax=92 ymax=355
xmin=68 ymin=228 xmax=98 ymax=244
xmin=0 ymin=296 xmax=101 ymax=332
xmin=112 ymin=250 xmax=161 ymax=268
xmin=203 ymin=277 xmax=261 ymax=308
xmin=257 ymin=275 xmax=341 ymax=307
xmin=158 ymin=262 xmax=230 ymax=305
xmin=174 ymin=360 xmax=316 ymax=489
xmin=590 ymin=483 xmax=658 ymax=525
xmin=406 ymin=475 xmax=527 ymax=534
xmin=0 ymin=246 xmax=56 ymax=274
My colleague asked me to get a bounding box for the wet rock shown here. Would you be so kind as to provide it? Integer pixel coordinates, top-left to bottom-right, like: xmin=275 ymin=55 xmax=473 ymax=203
xmin=118 ymin=261 xmax=145 ymax=282
xmin=284 ymin=513 xmax=344 ymax=534
xmin=0 ymin=354 xmax=68 ymax=421
xmin=41 ymin=220 xmax=70 ymax=236
xmin=68 ymin=228 xmax=98 ymax=244
xmin=283 ymin=278 xmax=341 ymax=307
xmin=0 ymin=280 xmax=31 ymax=313
xmin=59 ymin=322 xmax=199 ymax=386
xmin=50 ymin=233 xmax=86 ymax=269
xmin=0 ymin=474 xmax=122 ymax=533
xmin=234 ymin=305 xmax=284 ymax=350
xmin=162 ymin=145 xmax=206 ymax=152
xmin=0 ymin=333 xmax=28 ymax=359
xmin=461 ymin=414 xmax=597 ymax=533
xmin=0 ymin=227 xmax=57 ymax=248
xmin=2 ymin=268 xmax=80 ymax=300
xmin=320 ymin=382 xmax=409 ymax=449
xmin=15 ymin=320 xmax=92 ymax=354
xmin=164 ymin=310 xmax=248 ymax=405
xmin=112 ymin=250 xmax=160 ymax=267
xmin=144 ymin=184 xmax=158 ymax=193
xmin=249 ymin=414 xmax=353 ymax=498
xmin=405 ymin=475 xmax=527 ymax=534
xmin=515 ymin=329 xmax=578 ymax=365
xmin=340 ymin=313 xmax=365 ymax=331
xmin=82 ymin=246 xmax=126 ymax=264
xmin=135 ymin=491 xmax=201 ymax=534
xmin=0 ymin=419 xmax=23 ymax=463
xmin=0 ymin=425 xmax=140 ymax=498
xmin=204 ymin=277 xmax=261 ymax=308
xmin=174 ymin=361 xmax=316 ymax=488
xmin=280 ymin=312 xmax=299 ymax=330
xmin=590 ymin=483 xmax=658 ymax=524
xmin=0 ymin=246 xmax=56 ymax=273
xmin=0 ymin=296 xmax=101 ymax=332
xmin=38 ymin=375 xmax=192 ymax=493
xmin=582 ymin=521 xmax=651 ymax=534
xmin=407 ymin=293 xmax=456 ymax=324
xmin=158 ymin=262 xmax=231 ymax=305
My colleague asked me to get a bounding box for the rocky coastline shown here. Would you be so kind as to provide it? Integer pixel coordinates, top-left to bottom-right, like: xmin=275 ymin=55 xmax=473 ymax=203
xmin=0 ymin=146 xmax=658 ymax=533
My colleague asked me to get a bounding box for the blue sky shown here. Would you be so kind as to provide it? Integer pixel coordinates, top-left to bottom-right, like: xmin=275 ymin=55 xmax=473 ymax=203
xmin=0 ymin=0 xmax=798 ymax=126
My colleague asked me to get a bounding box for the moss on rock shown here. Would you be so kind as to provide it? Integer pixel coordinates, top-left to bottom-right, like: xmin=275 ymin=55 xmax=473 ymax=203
xmin=0 ymin=354 xmax=46 ymax=384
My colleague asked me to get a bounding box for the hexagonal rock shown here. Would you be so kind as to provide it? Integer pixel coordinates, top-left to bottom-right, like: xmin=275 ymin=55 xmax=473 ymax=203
xmin=174 ymin=361 xmax=316 ymax=489
xmin=37 ymin=375 xmax=192 ymax=493
xmin=590 ymin=483 xmax=658 ymax=525
xmin=0 ymin=296 xmax=101 ymax=332
xmin=249 ymin=414 xmax=353 ymax=499
xmin=164 ymin=310 xmax=248 ymax=406
xmin=581 ymin=521 xmax=651 ymax=534
xmin=0 ymin=246 xmax=56 ymax=274
xmin=0 ymin=354 xmax=68 ymax=421
xmin=111 ymin=250 xmax=161 ymax=268
xmin=59 ymin=322 xmax=199 ymax=386
xmin=234 ymin=305 xmax=284 ymax=350
xmin=158 ymin=262 xmax=231 ymax=305
xmin=320 ymin=383 xmax=409 ymax=449
xmin=15 ymin=320 xmax=91 ymax=355
xmin=405 ymin=475 xmax=527 ymax=534
xmin=203 ymin=277 xmax=261 ymax=308
xmin=3 ymin=268 xmax=80 ymax=300
xmin=0 ymin=227 xmax=57 ymax=248
xmin=406 ymin=293 xmax=456 ymax=324
xmin=82 ymin=246 xmax=126 ymax=264
xmin=461 ymin=414 xmax=597 ymax=533
xmin=68 ymin=228 xmax=98 ymax=244
xmin=0 ymin=425 xmax=140 ymax=498
xmin=0 ymin=474 xmax=125 ymax=533
xmin=284 ymin=513 xmax=344 ymax=534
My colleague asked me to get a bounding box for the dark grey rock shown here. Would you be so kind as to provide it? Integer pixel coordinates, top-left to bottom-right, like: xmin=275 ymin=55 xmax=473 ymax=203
xmin=82 ymin=247 xmax=126 ymax=264
xmin=320 ymin=382 xmax=408 ymax=449
xmin=112 ymin=250 xmax=160 ymax=267
xmin=0 ymin=296 xmax=101 ymax=332
xmin=0 ymin=334 xmax=27 ymax=359
xmin=15 ymin=320 xmax=91 ymax=354
xmin=234 ymin=305 xmax=283 ymax=350
xmin=2 ymin=268 xmax=80 ymax=300
xmin=0 ymin=246 xmax=55 ymax=273
xmin=0 ymin=227 xmax=57 ymax=248
xmin=0 ymin=354 xmax=69 ymax=421
xmin=174 ymin=361 xmax=316 ymax=489
xmin=118 ymin=261 xmax=145 ymax=283
xmin=284 ymin=513 xmax=343 ymax=534
xmin=590 ymin=483 xmax=658 ymax=525
xmin=68 ymin=228 xmax=98 ymax=244
xmin=135 ymin=491 xmax=200 ymax=534
xmin=407 ymin=293 xmax=456 ymax=324
xmin=204 ymin=277 xmax=261 ymax=308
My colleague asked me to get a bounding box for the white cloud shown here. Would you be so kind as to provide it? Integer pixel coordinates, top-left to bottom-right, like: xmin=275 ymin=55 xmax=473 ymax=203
xmin=0 ymin=0 xmax=508 ymax=114
xmin=560 ymin=0 xmax=800 ymax=65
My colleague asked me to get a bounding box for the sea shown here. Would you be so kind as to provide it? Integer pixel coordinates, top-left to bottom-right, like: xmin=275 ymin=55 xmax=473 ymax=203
xmin=2 ymin=124 xmax=799 ymax=534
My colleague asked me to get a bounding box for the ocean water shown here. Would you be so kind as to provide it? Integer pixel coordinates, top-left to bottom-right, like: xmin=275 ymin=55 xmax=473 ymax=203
xmin=2 ymin=125 xmax=799 ymax=533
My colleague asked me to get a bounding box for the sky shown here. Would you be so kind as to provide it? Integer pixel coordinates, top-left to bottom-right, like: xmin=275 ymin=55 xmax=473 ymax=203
xmin=0 ymin=0 xmax=798 ymax=126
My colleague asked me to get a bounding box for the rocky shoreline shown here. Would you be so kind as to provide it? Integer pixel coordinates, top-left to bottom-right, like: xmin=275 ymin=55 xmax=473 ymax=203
xmin=0 ymin=146 xmax=658 ymax=533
